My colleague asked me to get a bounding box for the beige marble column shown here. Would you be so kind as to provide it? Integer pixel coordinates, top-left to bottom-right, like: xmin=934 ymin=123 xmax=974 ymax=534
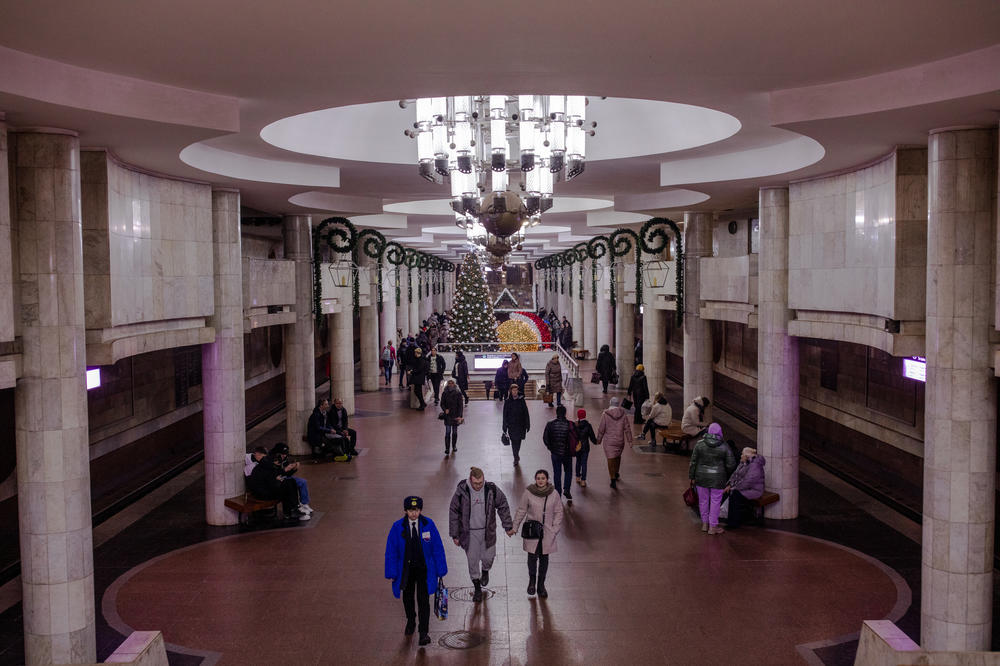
xmin=757 ymin=188 xmax=799 ymax=520
xmin=571 ymin=267 xmax=583 ymax=349
xmin=921 ymin=127 xmax=998 ymax=651
xmin=201 ymin=190 xmax=245 ymax=526
xmin=329 ymin=252 xmax=355 ymax=414
xmin=583 ymin=259 xmax=597 ymax=356
xmin=378 ymin=264 xmax=397 ymax=365
xmin=282 ymin=215 xmax=315 ymax=456
xmin=641 ymin=297 xmax=666 ymax=399
xmin=558 ymin=270 xmax=571 ymax=323
xmin=683 ymin=212 xmax=714 ymax=416
xmin=408 ymin=267 xmax=419 ymax=333
xmin=0 ymin=117 xmax=12 ymax=346
xmin=13 ymin=129 xmax=96 ymax=664
xmin=397 ymin=273 xmax=410 ymax=338
xmin=359 ymin=254 xmax=379 ymax=392
xmin=596 ymin=267 xmax=613 ymax=355
xmin=616 ymin=273 xmax=635 ymax=388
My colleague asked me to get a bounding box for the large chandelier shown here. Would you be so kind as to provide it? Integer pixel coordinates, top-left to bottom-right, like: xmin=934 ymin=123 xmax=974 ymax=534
xmin=402 ymin=95 xmax=595 ymax=253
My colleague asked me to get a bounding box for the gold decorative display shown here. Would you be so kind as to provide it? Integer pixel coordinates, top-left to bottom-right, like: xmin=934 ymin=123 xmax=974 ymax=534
xmin=497 ymin=319 xmax=539 ymax=352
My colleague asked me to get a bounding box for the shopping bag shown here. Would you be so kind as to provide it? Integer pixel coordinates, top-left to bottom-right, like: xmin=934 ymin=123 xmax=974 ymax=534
xmin=622 ymin=398 xmax=633 ymax=411
xmin=434 ymin=577 xmax=448 ymax=620
xmin=719 ymin=497 xmax=730 ymax=520
xmin=590 ymin=371 xmax=600 ymax=384
xmin=683 ymin=486 xmax=698 ymax=508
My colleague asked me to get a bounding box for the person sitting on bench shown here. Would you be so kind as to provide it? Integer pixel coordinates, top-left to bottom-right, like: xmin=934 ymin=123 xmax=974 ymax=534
xmin=681 ymin=396 xmax=711 ymax=438
xmin=328 ymin=398 xmax=358 ymax=456
xmin=246 ymin=443 xmax=309 ymax=522
xmin=307 ymin=398 xmax=350 ymax=461
xmin=723 ymin=447 xmax=766 ymax=529
xmin=638 ymin=392 xmax=672 ymax=442
xmin=266 ymin=443 xmax=314 ymax=516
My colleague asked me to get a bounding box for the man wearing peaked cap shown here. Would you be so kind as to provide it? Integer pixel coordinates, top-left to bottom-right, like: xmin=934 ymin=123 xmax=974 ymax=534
xmin=385 ymin=495 xmax=447 ymax=647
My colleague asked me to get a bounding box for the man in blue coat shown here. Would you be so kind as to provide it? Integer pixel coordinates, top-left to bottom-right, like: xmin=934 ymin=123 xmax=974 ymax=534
xmin=384 ymin=496 xmax=447 ymax=646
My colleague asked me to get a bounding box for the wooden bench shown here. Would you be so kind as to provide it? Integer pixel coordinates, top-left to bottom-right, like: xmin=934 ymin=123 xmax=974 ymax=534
xmin=655 ymin=421 xmax=694 ymax=452
xmin=225 ymin=492 xmax=280 ymax=525
xmin=749 ymin=491 xmax=780 ymax=521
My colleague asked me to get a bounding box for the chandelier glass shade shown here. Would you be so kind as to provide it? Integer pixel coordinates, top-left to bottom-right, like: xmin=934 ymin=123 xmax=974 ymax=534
xmin=403 ymin=95 xmax=595 ymax=255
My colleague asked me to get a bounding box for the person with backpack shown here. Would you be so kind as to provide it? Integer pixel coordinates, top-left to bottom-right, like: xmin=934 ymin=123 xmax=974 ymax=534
xmin=542 ymin=404 xmax=577 ymax=503
xmin=451 ymin=350 xmax=469 ymax=405
xmin=448 ymin=467 xmax=514 ymax=602
xmin=381 ymin=340 xmax=396 ymax=386
xmin=573 ymin=408 xmax=598 ymax=488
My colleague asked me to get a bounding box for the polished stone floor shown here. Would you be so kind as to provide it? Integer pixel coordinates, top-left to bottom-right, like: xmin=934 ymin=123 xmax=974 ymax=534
xmin=0 ymin=364 xmax=954 ymax=665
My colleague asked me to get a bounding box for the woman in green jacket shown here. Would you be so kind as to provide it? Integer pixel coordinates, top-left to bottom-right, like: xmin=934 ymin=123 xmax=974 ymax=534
xmin=688 ymin=423 xmax=736 ymax=535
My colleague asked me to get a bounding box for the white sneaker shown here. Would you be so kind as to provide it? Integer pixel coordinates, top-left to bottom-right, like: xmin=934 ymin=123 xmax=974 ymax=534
xmin=298 ymin=504 xmax=313 ymax=514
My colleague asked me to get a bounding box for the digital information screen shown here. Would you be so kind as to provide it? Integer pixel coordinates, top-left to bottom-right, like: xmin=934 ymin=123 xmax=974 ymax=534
xmin=86 ymin=368 xmax=101 ymax=390
xmin=473 ymin=354 xmax=510 ymax=370
xmin=902 ymin=357 xmax=926 ymax=382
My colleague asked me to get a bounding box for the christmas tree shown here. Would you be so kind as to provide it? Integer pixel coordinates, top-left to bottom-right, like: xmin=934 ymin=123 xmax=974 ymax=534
xmin=451 ymin=252 xmax=499 ymax=349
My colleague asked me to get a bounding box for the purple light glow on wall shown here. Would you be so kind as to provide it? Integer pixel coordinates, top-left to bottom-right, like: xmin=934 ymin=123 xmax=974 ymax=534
xmin=86 ymin=368 xmax=101 ymax=390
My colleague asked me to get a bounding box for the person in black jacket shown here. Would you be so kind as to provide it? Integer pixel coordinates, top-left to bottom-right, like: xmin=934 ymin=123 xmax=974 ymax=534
xmin=494 ymin=360 xmax=510 ymax=401
xmin=595 ymin=344 xmax=616 ymax=393
xmin=328 ymin=398 xmax=358 ymax=455
xmin=246 ymin=447 xmax=308 ymax=521
xmin=428 ymin=348 xmax=446 ymax=405
xmin=408 ymin=347 xmax=430 ymax=410
xmin=627 ymin=364 xmax=650 ymax=425
xmin=559 ymin=319 xmax=573 ymax=350
xmin=307 ymin=398 xmax=349 ymax=460
xmin=502 ymin=384 xmax=531 ymax=466
xmin=542 ymin=404 xmax=577 ymax=502
xmin=573 ymin=408 xmax=598 ymax=487
xmin=452 ymin=350 xmax=470 ymax=405
xmin=440 ymin=379 xmax=464 ymax=455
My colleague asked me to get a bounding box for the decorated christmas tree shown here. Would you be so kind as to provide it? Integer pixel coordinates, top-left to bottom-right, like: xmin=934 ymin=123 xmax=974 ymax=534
xmin=451 ymin=252 xmax=499 ymax=348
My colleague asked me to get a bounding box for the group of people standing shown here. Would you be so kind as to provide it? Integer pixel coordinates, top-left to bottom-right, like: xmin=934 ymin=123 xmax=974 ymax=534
xmin=538 ymin=308 xmax=573 ymax=351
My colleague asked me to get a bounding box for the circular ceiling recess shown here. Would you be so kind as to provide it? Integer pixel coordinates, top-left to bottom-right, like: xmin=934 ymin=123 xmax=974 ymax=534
xmin=383 ymin=196 xmax=612 ymax=216
xmin=261 ymin=97 xmax=741 ymax=163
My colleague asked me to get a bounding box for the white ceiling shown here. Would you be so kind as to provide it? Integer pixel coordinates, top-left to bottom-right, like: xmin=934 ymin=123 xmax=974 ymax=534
xmin=1 ymin=0 xmax=999 ymax=261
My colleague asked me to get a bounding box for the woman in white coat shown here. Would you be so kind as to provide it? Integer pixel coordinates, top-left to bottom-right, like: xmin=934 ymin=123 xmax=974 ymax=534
xmin=511 ymin=469 xmax=565 ymax=598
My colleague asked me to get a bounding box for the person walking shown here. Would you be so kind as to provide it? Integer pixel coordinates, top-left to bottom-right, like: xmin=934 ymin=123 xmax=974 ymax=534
xmin=597 ymin=397 xmax=633 ymax=489
xmin=559 ymin=318 xmax=573 ymax=350
xmin=452 ymin=350 xmax=470 ymax=404
xmin=408 ymin=347 xmax=430 ymax=410
xmin=542 ymin=404 xmax=576 ymax=502
xmin=626 ymin=364 xmax=650 ymax=425
xmin=638 ymin=392 xmax=673 ymax=444
xmin=724 ymin=447 xmax=766 ymax=529
xmin=595 ymin=344 xmax=616 ymax=393
xmin=381 ymin=340 xmax=396 ymax=386
xmin=502 ymin=384 xmax=531 ymax=467
xmin=544 ymin=354 xmax=564 ymax=407
xmin=441 ymin=379 xmax=464 ymax=455
xmin=427 ymin=348 xmax=446 ymax=405
xmin=448 ymin=467 xmax=514 ymax=602
xmin=681 ymin=396 xmax=711 ymax=438
xmin=384 ymin=496 xmax=447 ymax=646
xmin=397 ymin=336 xmax=410 ymax=389
xmin=511 ymin=470 xmax=565 ymax=598
xmin=494 ymin=360 xmax=511 ymax=401
xmin=573 ymin=408 xmax=597 ymax=487
xmin=689 ymin=423 xmax=737 ymax=535
xmin=508 ymin=352 xmax=529 ymax=395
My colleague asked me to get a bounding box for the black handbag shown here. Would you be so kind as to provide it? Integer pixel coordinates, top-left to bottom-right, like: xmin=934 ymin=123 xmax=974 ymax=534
xmin=501 ymin=432 xmax=510 ymax=446
xmin=622 ymin=398 xmax=633 ymax=410
xmin=520 ymin=496 xmax=547 ymax=539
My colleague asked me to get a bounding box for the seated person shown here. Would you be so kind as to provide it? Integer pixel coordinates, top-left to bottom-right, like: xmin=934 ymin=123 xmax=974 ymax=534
xmin=246 ymin=443 xmax=309 ymax=521
xmin=327 ymin=398 xmax=358 ymax=456
xmin=307 ymin=398 xmax=350 ymax=460
xmin=639 ymin=392 xmax=673 ymax=442
xmin=252 ymin=443 xmax=313 ymax=515
xmin=723 ymin=447 xmax=766 ymax=529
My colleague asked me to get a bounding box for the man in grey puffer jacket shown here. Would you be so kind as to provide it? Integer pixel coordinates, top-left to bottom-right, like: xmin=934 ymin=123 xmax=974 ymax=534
xmin=448 ymin=467 xmax=513 ymax=602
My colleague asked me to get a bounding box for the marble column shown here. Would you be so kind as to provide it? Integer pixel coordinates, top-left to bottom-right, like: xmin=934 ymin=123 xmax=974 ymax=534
xmin=571 ymin=267 xmax=583 ymax=350
xmin=397 ymin=273 xmax=410 ymax=339
xmin=408 ymin=267 xmax=419 ymax=333
xmin=359 ymin=254 xmax=379 ymax=392
xmin=558 ymin=270 xmax=571 ymax=322
xmin=201 ymin=189 xmax=245 ymax=526
xmin=379 ymin=265 xmax=397 ymax=350
xmin=583 ymin=260 xmax=598 ymax=356
xmin=330 ymin=252 xmax=355 ymax=414
xmin=13 ymin=129 xmax=96 ymax=664
xmin=0 ymin=117 xmax=12 ymax=346
xmin=616 ymin=272 xmax=635 ymax=386
xmin=596 ymin=266 xmax=613 ymax=355
xmin=756 ymin=188 xmax=799 ymax=520
xmin=921 ymin=127 xmax=998 ymax=651
xmin=641 ymin=292 xmax=667 ymax=399
xmin=282 ymin=215 xmax=315 ymax=456
xmin=683 ymin=212 xmax=714 ymax=417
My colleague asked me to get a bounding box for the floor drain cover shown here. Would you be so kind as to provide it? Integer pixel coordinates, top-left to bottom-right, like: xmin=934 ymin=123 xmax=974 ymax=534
xmin=448 ymin=586 xmax=497 ymax=602
xmin=439 ymin=631 xmax=487 ymax=650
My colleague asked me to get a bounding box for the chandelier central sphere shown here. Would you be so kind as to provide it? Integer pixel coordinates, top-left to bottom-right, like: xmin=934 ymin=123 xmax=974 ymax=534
xmin=402 ymin=95 xmax=596 ymax=256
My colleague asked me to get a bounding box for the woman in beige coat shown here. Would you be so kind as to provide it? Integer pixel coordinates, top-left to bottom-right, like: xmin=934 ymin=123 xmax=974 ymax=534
xmin=544 ymin=355 xmax=564 ymax=407
xmin=511 ymin=469 xmax=565 ymax=598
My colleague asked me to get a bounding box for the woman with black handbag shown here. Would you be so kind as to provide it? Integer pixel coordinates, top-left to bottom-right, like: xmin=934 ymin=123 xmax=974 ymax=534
xmin=510 ymin=470 xmax=564 ymax=598
xmin=502 ymin=384 xmax=530 ymax=467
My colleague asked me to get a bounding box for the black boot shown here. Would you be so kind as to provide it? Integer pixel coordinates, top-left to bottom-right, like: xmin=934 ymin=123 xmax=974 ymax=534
xmin=480 ymin=569 xmax=489 ymax=587
xmin=444 ymin=436 xmax=450 ymax=455
xmin=537 ymin=576 xmax=548 ymax=598
xmin=527 ymin=575 xmax=536 ymax=596
xmin=473 ymin=578 xmax=482 ymax=602
xmin=450 ymin=432 xmax=457 ymax=453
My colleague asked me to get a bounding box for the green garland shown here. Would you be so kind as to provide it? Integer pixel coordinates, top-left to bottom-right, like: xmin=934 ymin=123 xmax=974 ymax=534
xmin=311 ymin=217 xmax=358 ymax=318
xmin=587 ymin=235 xmax=613 ymax=307
xmin=358 ymin=228 xmax=387 ymax=313
xmin=609 ymin=228 xmax=641 ymax=308
xmin=384 ymin=241 xmax=405 ymax=307
xmin=639 ymin=217 xmax=684 ymax=326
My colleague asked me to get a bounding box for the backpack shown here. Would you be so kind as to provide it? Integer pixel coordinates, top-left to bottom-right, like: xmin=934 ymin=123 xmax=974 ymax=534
xmin=382 ymin=347 xmax=391 ymax=362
